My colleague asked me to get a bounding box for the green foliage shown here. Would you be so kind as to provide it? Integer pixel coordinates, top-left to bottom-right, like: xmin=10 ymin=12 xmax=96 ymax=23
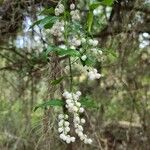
xmin=51 ymin=77 xmax=64 ymax=85
xmin=102 ymin=48 xmax=118 ymax=63
xmin=40 ymin=8 xmax=54 ymax=15
xmin=46 ymin=45 xmax=81 ymax=57
xmin=34 ymin=97 xmax=98 ymax=112
xmin=90 ymin=0 xmax=114 ymax=10
xmin=67 ymin=22 xmax=83 ymax=34
xmin=87 ymin=11 xmax=94 ymax=33
xmin=80 ymin=57 xmax=95 ymax=66
xmin=34 ymin=99 xmax=64 ymax=112
xmin=101 ymin=0 xmax=114 ymax=6
xmin=57 ymin=48 xmax=80 ymax=57
xmin=87 ymin=0 xmax=114 ymax=33
xmin=29 ymin=16 xmax=58 ymax=29
xmin=89 ymin=2 xmax=102 ymax=10
xmin=80 ymin=97 xmax=99 ymax=109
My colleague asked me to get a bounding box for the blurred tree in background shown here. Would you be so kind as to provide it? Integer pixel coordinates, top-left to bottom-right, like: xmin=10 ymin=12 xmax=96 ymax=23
xmin=0 ymin=0 xmax=150 ymax=150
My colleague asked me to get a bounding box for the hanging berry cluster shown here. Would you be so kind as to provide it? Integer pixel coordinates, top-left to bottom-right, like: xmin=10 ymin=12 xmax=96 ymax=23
xmin=58 ymin=91 xmax=92 ymax=144
xmin=48 ymin=1 xmax=103 ymax=144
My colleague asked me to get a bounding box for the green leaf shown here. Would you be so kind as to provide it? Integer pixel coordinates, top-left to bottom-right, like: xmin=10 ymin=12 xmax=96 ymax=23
xmin=81 ymin=57 xmax=95 ymax=66
xmin=43 ymin=16 xmax=58 ymax=29
xmin=64 ymin=11 xmax=71 ymax=19
xmin=34 ymin=99 xmax=64 ymax=111
xmin=72 ymin=22 xmax=82 ymax=31
xmin=51 ymin=77 xmax=64 ymax=85
xmin=85 ymin=57 xmax=95 ymax=66
xmin=87 ymin=11 xmax=94 ymax=33
xmin=102 ymin=48 xmax=118 ymax=63
xmin=34 ymin=97 xmax=98 ymax=112
xmin=57 ymin=48 xmax=81 ymax=57
xmin=40 ymin=16 xmax=57 ymax=28
xmin=45 ymin=46 xmax=80 ymax=57
xmin=90 ymin=0 xmax=114 ymax=10
xmin=40 ymin=8 xmax=54 ymax=15
xmin=29 ymin=20 xmax=42 ymax=29
xmin=101 ymin=0 xmax=114 ymax=6
xmin=80 ymin=97 xmax=98 ymax=109
xmin=30 ymin=16 xmax=58 ymax=29
xmin=45 ymin=45 xmax=56 ymax=55
xmin=89 ymin=2 xmax=101 ymax=10
xmin=110 ymin=50 xmax=117 ymax=58
xmin=44 ymin=22 xmax=54 ymax=29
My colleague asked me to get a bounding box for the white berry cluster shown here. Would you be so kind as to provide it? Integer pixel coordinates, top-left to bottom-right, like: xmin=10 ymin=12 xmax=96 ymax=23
xmin=57 ymin=91 xmax=92 ymax=144
xmin=89 ymin=39 xmax=99 ymax=47
xmin=70 ymin=3 xmax=81 ymax=21
xmin=70 ymin=3 xmax=75 ymax=10
xmin=88 ymin=68 xmax=102 ymax=80
xmin=63 ymin=91 xmax=83 ymax=113
xmin=55 ymin=3 xmax=65 ymax=16
xmin=50 ymin=20 xmax=64 ymax=37
xmin=91 ymin=48 xmax=103 ymax=55
xmin=69 ymin=37 xmax=81 ymax=47
xmin=74 ymin=115 xmax=92 ymax=144
xmin=81 ymin=38 xmax=86 ymax=43
xmin=58 ymin=114 xmax=76 ymax=143
xmin=81 ymin=55 xmax=87 ymax=61
xmin=72 ymin=63 xmax=102 ymax=81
